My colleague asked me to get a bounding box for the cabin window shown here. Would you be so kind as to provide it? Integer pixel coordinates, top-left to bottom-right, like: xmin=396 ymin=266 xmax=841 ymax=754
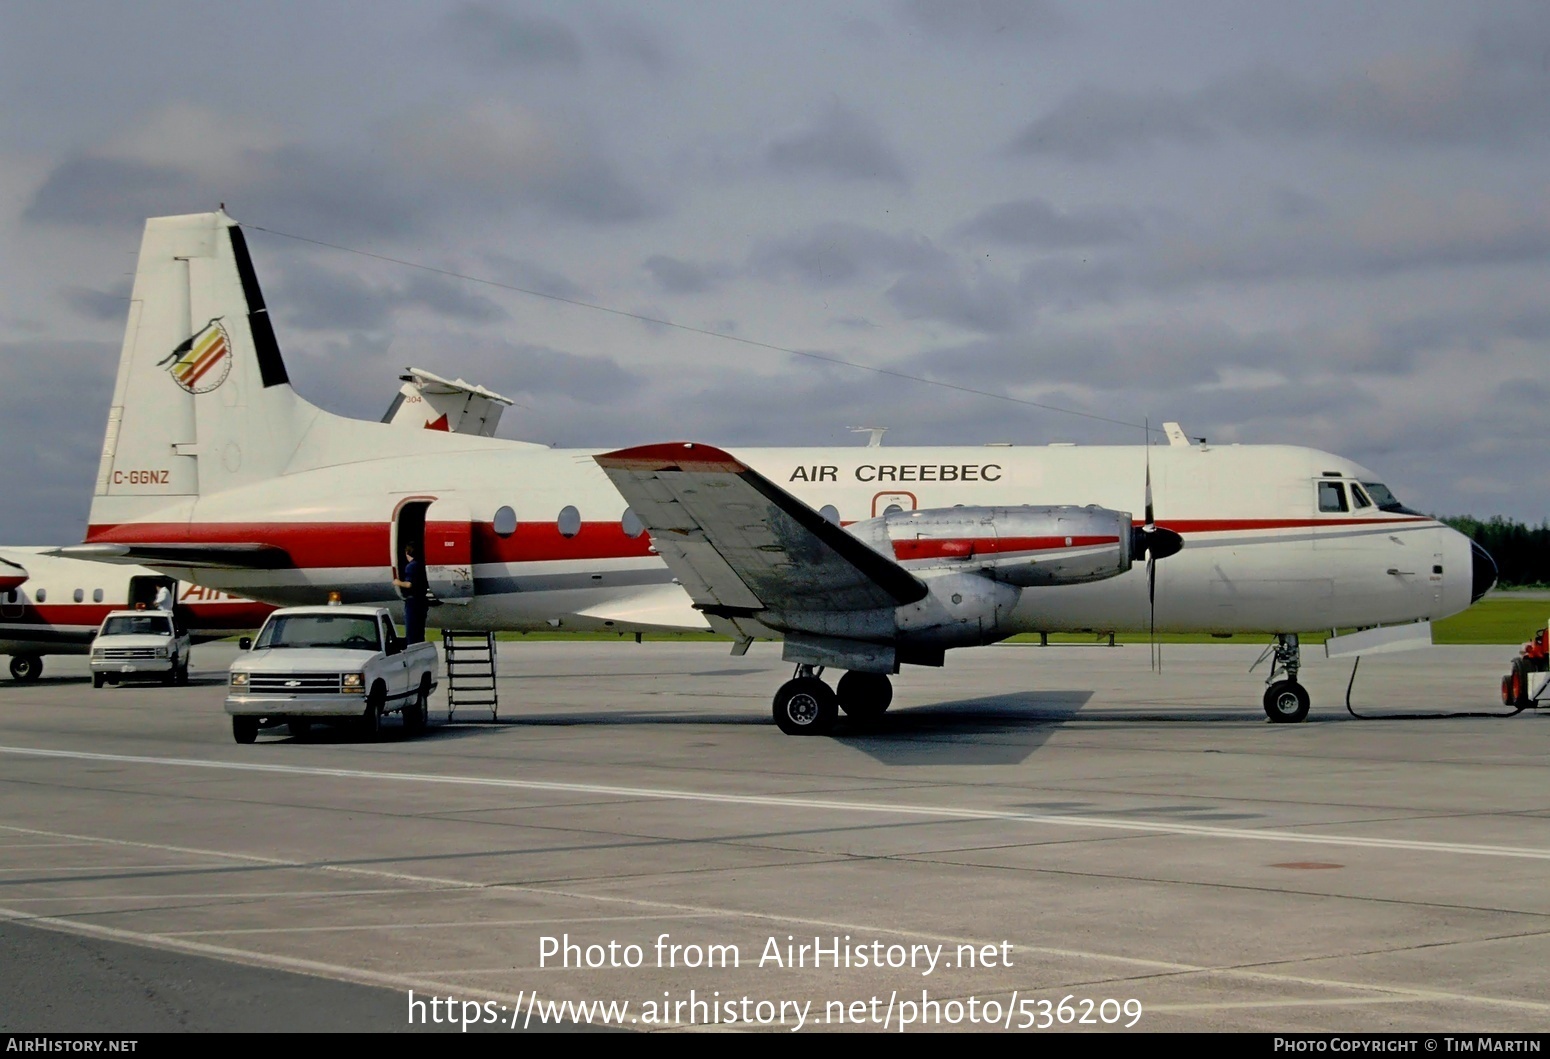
xmin=3 ymin=590 xmax=15 ymax=603
xmin=492 ymin=505 xmax=517 ymax=537
xmin=819 ymin=504 xmax=840 ymax=526
xmin=557 ymin=505 xmax=581 ymax=538
xmin=1350 ymin=484 xmax=1373 ymax=509
xmin=73 ymin=589 xmax=84 ymax=603
xmin=34 ymin=588 xmax=46 ymax=603
xmin=1317 ymin=481 xmax=1348 ymax=513
xmin=93 ymin=589 xmax=104 ymax=603
xmin=883 ymin=504 xmax=904 ymax=516
xmin=621 ymin=508 xmax=645 ymax=538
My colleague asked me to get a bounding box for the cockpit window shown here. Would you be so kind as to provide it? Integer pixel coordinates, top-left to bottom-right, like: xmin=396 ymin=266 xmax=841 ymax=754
xmin=1350 ymin=483 xmax=1373 ymax=509
xmin=1360 ymin=482 xmax=1422 ymax=515
xmin=1317 ymin=481 xmax=1348 ymax=513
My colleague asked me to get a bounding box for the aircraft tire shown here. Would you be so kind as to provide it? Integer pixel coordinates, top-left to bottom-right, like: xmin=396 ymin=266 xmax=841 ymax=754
xmin=1263 ymin=680 xmax=1310 ymax=723
xmin=9 ymin=654 xmax=42 ymax=682
xmin=773 ymin=677 xmax=838 ymax=736
xmin=232 ymin=716 xmax=258 ymax=744
xmin=837 ymin=671 xmax=892 ymax=721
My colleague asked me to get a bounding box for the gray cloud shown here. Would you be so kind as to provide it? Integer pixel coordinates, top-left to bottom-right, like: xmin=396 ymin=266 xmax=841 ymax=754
xmin=0 ymin=341 xmax=117 ymax=542
xmin=481 ymin=255 xmax=589 ymax=301
xmin=766 ymin=106 xmax=909 ymax=187
xmin=1015 ymin=10 xmax=1550 ymax=160
xmin=642 ymin=255 xmax=732 ymax=295
xmin=25 ymin=156 xmax=201 ymax=226
xmin=274 ymin=263 xmax=507 ymax=332
xmin=956 ymin=198 xmax=1143 ymax=247
xmin=886 ymin=266 xmax=1023 ymax=335
xmin=750 ymin=223 xmax=945 ymax=287
xmin=896 ymin=0 xmax=1066 ymax=42
xmin=443 ymin=4 xmax=584 ymax=69
xmin=62 ymin=283 xmax=131 ymax=323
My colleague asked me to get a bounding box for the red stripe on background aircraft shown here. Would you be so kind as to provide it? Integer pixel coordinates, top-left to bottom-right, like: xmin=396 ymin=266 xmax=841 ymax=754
xmin=53 ymin=210 xmax=1494 ymax=728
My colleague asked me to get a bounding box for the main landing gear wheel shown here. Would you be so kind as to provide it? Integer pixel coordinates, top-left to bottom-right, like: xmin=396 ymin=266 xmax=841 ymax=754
xmin=9 ymin=654 xmax=42 ymax=682
xmin=232 ymin=716 xmax=258 ymax=744
xmin=1263 ymin=680 xmax=1311 ymax=723
xmin=836 ymin=671 xmax=892 ymax=722
xmin=773 ymin=677 xmax=838 ymax=736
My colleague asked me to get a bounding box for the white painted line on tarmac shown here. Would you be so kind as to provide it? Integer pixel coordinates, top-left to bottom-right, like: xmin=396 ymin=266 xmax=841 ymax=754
xmin=4 ymin=743 xmax=1548 ymax=861
xmin=2 ymin=823 xmax=1548 ymax=1016
xmin=163 ymin=912 xmax=712 ymax=937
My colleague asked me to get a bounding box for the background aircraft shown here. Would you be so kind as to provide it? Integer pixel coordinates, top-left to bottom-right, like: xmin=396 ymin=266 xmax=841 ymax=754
xmin=61 ymin=211 xmax=1493 ymax=723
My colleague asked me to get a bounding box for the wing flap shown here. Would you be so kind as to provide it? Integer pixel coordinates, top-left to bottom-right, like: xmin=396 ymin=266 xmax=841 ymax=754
xmin=595 ymin=442 xmax=925 ymax=614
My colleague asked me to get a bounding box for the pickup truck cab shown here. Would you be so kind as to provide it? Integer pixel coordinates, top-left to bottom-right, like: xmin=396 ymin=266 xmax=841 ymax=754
xmin=90 ymin=609 xmax=191 ymax=688
xmin=225 ymin=604 xmax=438 ymax=743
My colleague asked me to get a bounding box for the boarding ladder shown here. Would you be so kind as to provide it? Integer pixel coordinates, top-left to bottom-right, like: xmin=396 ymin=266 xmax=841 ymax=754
xmin=442 ymin=630 xmax=499 ymax=721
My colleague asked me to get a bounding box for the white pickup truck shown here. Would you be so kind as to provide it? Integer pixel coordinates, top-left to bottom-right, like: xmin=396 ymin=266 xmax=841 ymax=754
xmin=90 ymin=609 xmax=192 ymax=688
xmin=225 ymin=605 xmax=438 ymax=743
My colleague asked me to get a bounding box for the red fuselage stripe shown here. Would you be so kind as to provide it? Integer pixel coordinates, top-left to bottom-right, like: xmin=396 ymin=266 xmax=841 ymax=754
xmin=83 ymin=515 xmax=1431 ymax=571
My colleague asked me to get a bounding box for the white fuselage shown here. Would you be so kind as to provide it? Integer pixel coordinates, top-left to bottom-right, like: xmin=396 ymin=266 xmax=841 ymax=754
xmin=83 ymin=437 xmax=1477 ymax=638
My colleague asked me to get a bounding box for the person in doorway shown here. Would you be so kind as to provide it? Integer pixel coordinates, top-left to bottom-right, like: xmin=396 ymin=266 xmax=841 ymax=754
xmin=392 ymin=542 xmax=429 ymax=644
xmin=153 ymin=583 xmax=173 ymax=611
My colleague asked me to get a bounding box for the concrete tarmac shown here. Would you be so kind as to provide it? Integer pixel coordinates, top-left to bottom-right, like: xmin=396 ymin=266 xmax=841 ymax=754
xmin=0 ymin=639 xmax=1545 ymax=1034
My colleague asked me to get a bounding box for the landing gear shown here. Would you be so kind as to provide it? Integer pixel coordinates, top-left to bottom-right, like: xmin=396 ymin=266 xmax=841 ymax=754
xmin=1260 ymin=634 xmax=1310 ymax=723
xmin=772 ymin=666 xmax=838 ymax=735
xmin=836 ymin=671 xmax=892 ymax=721
xmin=9 ymin=654 xmax=42 ymax=682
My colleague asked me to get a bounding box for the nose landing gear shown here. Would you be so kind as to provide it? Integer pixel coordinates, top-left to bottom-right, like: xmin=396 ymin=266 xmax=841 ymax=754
xmin=1258 ymin=634 xmax=1310 ymax=723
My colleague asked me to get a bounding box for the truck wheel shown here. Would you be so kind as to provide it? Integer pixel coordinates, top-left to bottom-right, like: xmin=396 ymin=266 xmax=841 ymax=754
xmin=403 ymin=679 xmax=430 ymax=736
xmin=175 ymin=661 xmax=190 ymax=686
xmin=287 ymin=718 xmax=312 ymax=739
xmin=92 ymin=673 xmax=106 ymax=689
xmin=362 ymin=686 xmax=385 ymax=739
xmin=232 ymin=716 xmax=258 ymax=744
xmin=9 ymin=654 xmax=42 ymax=682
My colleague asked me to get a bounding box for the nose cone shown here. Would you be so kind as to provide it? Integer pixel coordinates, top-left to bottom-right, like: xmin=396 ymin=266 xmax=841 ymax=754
xmin=1470 ymin=540 xmax=1497 ymax=604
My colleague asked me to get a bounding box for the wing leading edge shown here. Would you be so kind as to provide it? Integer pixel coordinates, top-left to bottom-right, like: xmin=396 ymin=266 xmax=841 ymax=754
xmin=594 ymin=443 xmax=926 ymax=624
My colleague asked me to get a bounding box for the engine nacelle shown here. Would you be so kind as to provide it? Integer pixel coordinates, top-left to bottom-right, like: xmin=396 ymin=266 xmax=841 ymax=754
xmin=848 ymin=504 xmax=1135 ymax=587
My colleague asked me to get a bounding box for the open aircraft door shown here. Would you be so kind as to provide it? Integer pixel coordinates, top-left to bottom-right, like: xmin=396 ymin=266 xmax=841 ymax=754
xmin=424 ymin=498 xmax=475 ymax=605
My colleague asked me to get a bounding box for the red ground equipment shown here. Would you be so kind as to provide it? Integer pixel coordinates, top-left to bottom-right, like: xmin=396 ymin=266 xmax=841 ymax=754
xmin=1501 ymin=624 xmax=1548 ymax=707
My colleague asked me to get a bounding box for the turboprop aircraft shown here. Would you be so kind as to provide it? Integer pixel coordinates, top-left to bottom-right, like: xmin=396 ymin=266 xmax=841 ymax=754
xmin=61 ymin=210 xmax=1494 ymax=729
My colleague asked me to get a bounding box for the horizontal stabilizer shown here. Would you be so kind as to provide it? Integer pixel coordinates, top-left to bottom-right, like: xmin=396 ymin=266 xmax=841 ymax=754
xmin=594 ymin=442 xmax=926 ymax=615
xmin=51 ymin=542 xmax=292 ymax=570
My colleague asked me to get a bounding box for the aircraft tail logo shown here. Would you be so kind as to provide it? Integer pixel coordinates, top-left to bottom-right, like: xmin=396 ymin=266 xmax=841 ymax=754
xmin=158 ymin=317 xmax=232 ymax=394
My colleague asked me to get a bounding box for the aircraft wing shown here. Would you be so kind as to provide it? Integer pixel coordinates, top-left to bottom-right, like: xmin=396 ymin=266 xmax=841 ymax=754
xmin=49 ymin=543 xmax=292 ymax=570
xmin=594 ymin=443 xmax=926 ymax=617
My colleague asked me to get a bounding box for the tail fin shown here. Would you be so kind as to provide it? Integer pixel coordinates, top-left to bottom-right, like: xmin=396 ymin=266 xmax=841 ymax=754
xmin=90 ymin=211 xmax=319 ymax=530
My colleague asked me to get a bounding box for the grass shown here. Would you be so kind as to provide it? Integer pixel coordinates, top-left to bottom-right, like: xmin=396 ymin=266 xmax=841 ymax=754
xmin=485 ymin=594 xmax=1549 ymax=647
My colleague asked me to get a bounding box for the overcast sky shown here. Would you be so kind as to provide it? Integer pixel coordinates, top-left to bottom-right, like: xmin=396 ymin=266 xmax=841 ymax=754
xmin=2 ymin=0 xmax=1548 ymax=542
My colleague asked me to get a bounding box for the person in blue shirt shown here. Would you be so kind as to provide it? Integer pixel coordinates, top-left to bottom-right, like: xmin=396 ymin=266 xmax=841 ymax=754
xmin=392 ymin=542 xmax=429 ymax=644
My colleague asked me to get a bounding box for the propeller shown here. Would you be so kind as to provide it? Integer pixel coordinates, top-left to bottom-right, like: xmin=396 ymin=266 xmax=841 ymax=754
xmin=1131 ymin=431 xmax=1183 ymax=670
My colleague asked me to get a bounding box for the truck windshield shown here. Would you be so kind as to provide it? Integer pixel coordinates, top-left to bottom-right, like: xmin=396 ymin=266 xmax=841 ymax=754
xmin=255 ymin=614 xmax=381 ymax=651
xmin=100 ymin=615 xmax=172 ymax=636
